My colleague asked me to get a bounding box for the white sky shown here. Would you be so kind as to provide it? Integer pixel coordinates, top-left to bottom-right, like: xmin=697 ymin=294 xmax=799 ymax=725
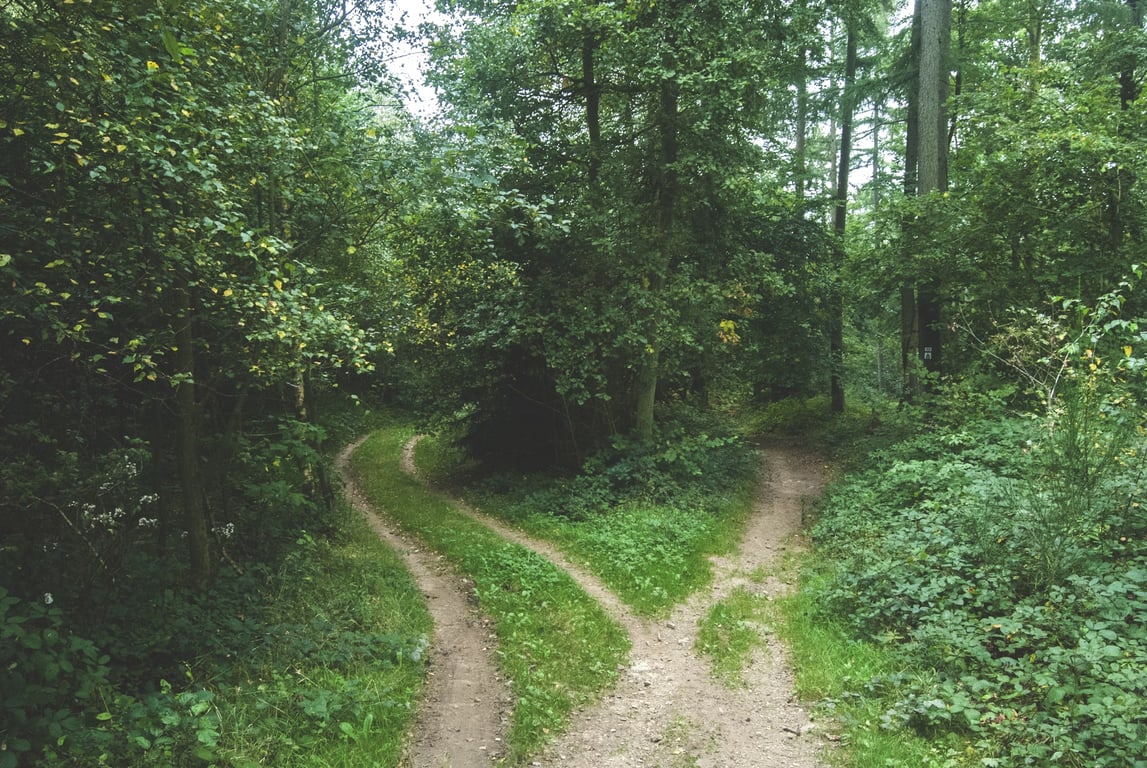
xmin=386 ymin=0 xmax=443 ymax=118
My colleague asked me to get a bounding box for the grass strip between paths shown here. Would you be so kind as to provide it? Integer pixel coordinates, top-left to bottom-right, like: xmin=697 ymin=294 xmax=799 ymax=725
xmin=415 ymin=434 xmax=758 ymax=617
xmin=351 ymin=425 xmax=630 ymax=764
xmin=695 ymin=586 xmax=772 ymax=687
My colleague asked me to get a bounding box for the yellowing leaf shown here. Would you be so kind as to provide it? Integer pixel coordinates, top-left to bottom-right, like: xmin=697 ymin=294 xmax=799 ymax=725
xmin=273 ymin=279 xmax=283 ymax=291
xmin=222 ymin=288 xmax=233 ymax=297
xmin=12 ymin=127 xmax=24 ymax=136
xmin=146 ymin=60 xmax=159 ymax=71
xmin=1125 ymin=346 xmax=1133 ymax=357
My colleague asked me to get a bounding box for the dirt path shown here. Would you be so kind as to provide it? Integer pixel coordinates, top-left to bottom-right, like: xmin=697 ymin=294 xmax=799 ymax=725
xmin=336 ymin=439 xmax=510 ymax=768
xmin=403 ymin=436 xmax=830 ymax=768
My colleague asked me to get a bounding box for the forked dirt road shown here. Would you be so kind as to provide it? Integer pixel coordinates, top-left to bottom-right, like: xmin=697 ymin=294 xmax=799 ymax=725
xmin=339 ymin=437 xmax=830 ymax=768
xmin=337 ymin=439 xmax=510 ymax=768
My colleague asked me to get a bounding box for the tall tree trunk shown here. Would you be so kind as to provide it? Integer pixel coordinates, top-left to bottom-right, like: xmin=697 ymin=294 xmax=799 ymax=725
xmin=830 ymin=24 xmax=858 ymax=414
xmin=635 ymin=71 xmax=679 ymax=443
xmin=902 ymin=0 xmax=949 ymax=395
xmin=918 ymin=0 xmax=950 ymax=198
xmin=583 ymin=28 xmax=602 ymax=183
xmin=174 ymin=280 xmax=212 ymax=590
xmin=901 ymin=0 xmax=922 ymax=398
xmin=795 ymin=45 xmax=809 ymax=202
xmin=916 ymin=0 xmax=950 ymax=375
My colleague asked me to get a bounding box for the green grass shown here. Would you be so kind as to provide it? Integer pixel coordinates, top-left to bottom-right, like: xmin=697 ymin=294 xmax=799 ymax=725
xmin=207 ymin=513 xmax=433 ymax=768
xmin=695 ymin=587 xmax=771 ymax=687
xmin=351 ymin=424 xmax=630 ymax=764
xmin=767 ymin=566 xmax=967 ymax=768
xmin=415 ymin=433 xmax=758 ymax=617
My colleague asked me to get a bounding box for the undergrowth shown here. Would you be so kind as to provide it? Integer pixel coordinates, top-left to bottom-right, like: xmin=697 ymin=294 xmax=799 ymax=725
xmin=787 ymin=387 xmax=1147 ymax=767
xmin=350 ymin=424 xmax=629 ymax=764
xmin=1 ymin=504 xmax=433 ymax=767
xmin=416 ymin=405 xmax=760 ymax=616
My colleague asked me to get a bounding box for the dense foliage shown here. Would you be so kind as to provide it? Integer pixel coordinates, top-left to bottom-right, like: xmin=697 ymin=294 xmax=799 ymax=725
xmin=806 ymin=284 xmax=1147 ymax=765
xmin=0 ymin=0 xmax=411 ymax=763
xmin=379 ymin=0 xmax=840 ymax=462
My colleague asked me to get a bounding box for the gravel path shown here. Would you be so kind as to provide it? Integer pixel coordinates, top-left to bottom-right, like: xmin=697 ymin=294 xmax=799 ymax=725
xmin=524 ymin=444 xmax=829 ymax=768
xmin=340 ymin=434 xmax=830 ymax=767
xmin=336 ymin=438 xmax=510 ymax=767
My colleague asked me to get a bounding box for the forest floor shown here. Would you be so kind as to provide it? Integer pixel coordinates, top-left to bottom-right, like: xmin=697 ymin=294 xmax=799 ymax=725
xmin=338 ymin=437 xmax=831 ymax=768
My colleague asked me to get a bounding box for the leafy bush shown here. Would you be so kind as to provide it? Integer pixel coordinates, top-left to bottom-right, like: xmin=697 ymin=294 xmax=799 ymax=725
xmin=807 ymin=402 xmax=1147 ymax=766
xmin=1 ymin=503 xmax=431 ymax=767
xmin=0 ymin=589 xmax=108 ymax=768
xmin=506 ymin=404 xmax=758 ymax=521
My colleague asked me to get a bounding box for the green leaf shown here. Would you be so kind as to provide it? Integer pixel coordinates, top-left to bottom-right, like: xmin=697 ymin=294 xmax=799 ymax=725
xmin=162 ymin=30 xmax=183 ymax=63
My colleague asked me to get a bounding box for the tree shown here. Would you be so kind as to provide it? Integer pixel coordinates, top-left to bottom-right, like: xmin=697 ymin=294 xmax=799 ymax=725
xmin=411 ymin=0 xmax=804 ymax=460
xmin=895 ymin=0 xmax=950 ymax=394
xmin=831 ymin=18 xmax=860 ymax=413
xmin=0 ymin=0 xmax=390 ymax=593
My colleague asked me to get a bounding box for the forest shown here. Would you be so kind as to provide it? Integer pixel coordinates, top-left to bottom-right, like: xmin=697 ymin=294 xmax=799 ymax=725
xmin=1 ymin=0 xmax=1145 ymax=765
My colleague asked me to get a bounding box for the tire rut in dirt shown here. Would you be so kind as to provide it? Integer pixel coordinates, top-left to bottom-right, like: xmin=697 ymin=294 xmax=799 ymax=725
xmin=336 ymin=438 xmax=509 ymax=768
xmin=401 ymin=437 xmax=830 ymax=768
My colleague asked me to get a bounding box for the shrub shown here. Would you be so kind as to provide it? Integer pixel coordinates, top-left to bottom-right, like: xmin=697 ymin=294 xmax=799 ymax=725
xmin=807 ymin=404 xmax=1147 ymax=765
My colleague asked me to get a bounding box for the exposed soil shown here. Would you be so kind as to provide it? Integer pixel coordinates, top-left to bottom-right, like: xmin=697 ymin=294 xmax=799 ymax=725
xmin=342 ymin=435 xmax=831 ymax=767
xmin=336 ymin=439 xmax=510 ymax=768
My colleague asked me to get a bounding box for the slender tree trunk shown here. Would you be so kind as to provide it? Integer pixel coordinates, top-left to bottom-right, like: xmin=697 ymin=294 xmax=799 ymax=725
xmin=901 ymin=284 xmax=918 ymax=396
xmin=583 ymin=29 xmax=602 ymax=183
xmin=871 ymin=99 xmax=883 ymax=210
xmin=1027 ymin=0 xmax=1043 ymax=99
xmin=1112 ymin=0 xmax=1143 ymax=247
xmin=795 ymin=45 xmax=808 ymax=202
xmin=951 ymin=0 xmax=966 ymax=149
xmin=174 ymin=280 xmax=212 ymax=590
xmin=830 ymin=24 xmax=858 ymax=414
xmin=916 ymin=0 xmax=950 ymax=375
xmin=635 ymin=71 xmax=679 ymax=443
xmin=1121 ymin=0 xmax=1143 ymax=110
